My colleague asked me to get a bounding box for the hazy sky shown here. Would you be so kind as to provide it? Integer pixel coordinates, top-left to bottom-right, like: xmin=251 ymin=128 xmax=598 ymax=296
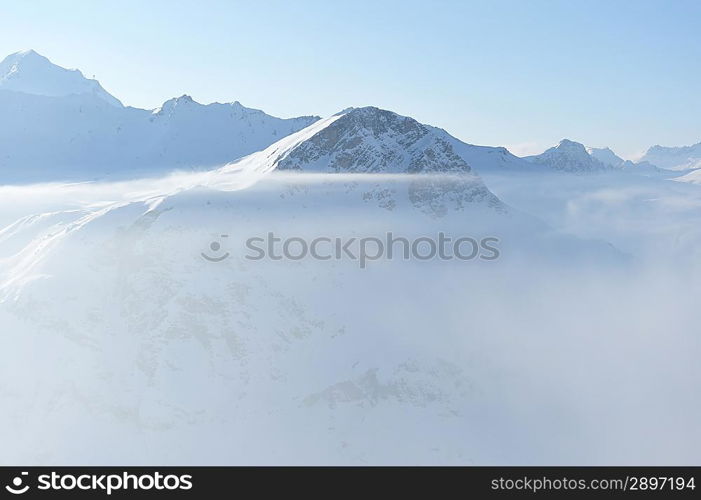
xmin=1 ymin=0 xmax=700 ymax=158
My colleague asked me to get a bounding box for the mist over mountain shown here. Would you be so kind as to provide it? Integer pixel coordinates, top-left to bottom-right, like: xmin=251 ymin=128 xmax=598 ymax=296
xmin=1 ymin=49 xmax=700 ymax=465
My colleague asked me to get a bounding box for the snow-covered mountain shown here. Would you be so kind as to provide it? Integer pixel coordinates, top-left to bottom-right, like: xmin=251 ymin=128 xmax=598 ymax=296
xmin=249 ymin=106 xmax=530 ymax=176
xmin=270 ymin=107 xmax=501 ymax=176
xmin=207 ymin=106 xmax=524 ymax=176
xmin=525 ymin=139 xmax=613 ymax=173
xmin=639 ymin=142 xmax=701 ymax=171
xmin=217 ymin=106 xmax=575 ymax=214
xmin=0 ymin=51 xmax=319 ymax=182
xmin=586 ymin=146 xmax=668 ymax=175
xmin=215 ymin=107 xmax=506 ymax=215
xmin=586 ymin=146 xmax=625 ymax=168
xmin=524 ymin=139 xmax=665 ymax=175
xmin=0 ymin=49 xmax=122 ymax=107
xmin=274 ymin=107 xmax=469 ymax=174
xmin=146 ymin=95 xmax=319 ymax=168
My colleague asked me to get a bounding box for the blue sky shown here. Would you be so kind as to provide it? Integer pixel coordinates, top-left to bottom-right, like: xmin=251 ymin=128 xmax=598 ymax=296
xmin=1 ymin=0 xmax=700 ymax=158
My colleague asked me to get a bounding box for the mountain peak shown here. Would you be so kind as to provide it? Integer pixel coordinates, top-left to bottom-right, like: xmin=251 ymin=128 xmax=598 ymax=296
xmin=268 ymin=106 xmax=475 ymax=175
xmin=3 ymin=49 xmax=44 ymax=62
xmin=153 ymin=94 xmax=201 ymax=115
xmin=0 ymin=50 xmax=122 ymax=107
xmin=1 ymin=49 xmax=55 ymax=74
xmin=3 ymin=49 xmax=44 ymax=61
xmin=526 ymin=139 xmax=610 ymax=173
xmin=586 ymin=146 xmax=625 ymax=168
xmin=556 ymin=138 xmax=587 ymax=152
xmin=326 ymin=106 xmax=428 ymax=143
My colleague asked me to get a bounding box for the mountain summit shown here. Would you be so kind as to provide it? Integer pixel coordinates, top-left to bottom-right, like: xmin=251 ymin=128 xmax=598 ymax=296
xmin=525 ymin=139 xmax=612 ymax=173
xmin=0 ymin=49 xmax=122 ymax=107
xmin=586 ymin=146 xmax=625 ymax=168
xmin=220 ymin=106 xmax=489 ymax=176
xmin=274 ymin=106 xmax=479 ymax=174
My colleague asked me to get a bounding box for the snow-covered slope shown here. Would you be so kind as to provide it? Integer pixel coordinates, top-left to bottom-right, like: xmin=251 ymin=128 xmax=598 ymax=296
xmin=447 ymin=141 xmax=535 ymax=173
xmin=423 ymin=126 xmax=538 ymax=174
xmin=0 ymin=51 xmax=319 ymax=182
xmin=639 ymin=142 xmax=701 ymax=171
xmin=0 ymin=50 xmax=122 ymax=107
xmin=0 ymin=153 xmax=640 ymax=466
xmin=673 ymin=167 xmax=701 ymax=185
xmin=2 ymin=163 xmax=696 ymax=465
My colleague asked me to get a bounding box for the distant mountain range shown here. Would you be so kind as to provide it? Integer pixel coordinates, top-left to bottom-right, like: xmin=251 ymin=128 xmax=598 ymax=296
xmin=0 ymin=50 xmax=698 ymax=182
xmin=0 ymin=50 xmax=319 ymax=182
xmin=523 ymin=139 xmax=662 ymax=174
xmin=639 ymin=142 xmax=701 ymax=171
